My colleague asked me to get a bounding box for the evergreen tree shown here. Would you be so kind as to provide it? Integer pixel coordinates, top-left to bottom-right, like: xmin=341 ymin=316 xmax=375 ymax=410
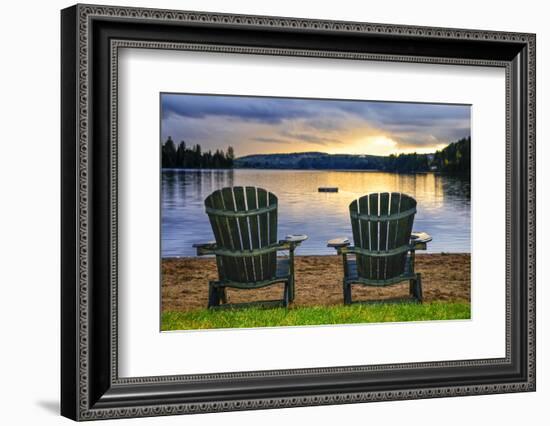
xmin=193 ymin=144 xmax=202 ymax=168
xmin=162 ymin=136 xmax=177 ymax=168
xmin=176 ymin=141 xmax=186 ymax=168
xmin=226 ymin=146 xmax=235 ymax=167
xmin=161 ymin=137 xmax=235 ymax=169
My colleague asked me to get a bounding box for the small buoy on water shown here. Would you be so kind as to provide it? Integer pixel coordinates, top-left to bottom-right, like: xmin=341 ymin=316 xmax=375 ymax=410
xmin=318 ymin=187 xmax=338 ymax=193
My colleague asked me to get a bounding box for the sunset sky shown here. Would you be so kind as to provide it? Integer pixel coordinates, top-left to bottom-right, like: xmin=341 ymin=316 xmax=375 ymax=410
xmin=160 ymin=93 xmax=471 ymax=157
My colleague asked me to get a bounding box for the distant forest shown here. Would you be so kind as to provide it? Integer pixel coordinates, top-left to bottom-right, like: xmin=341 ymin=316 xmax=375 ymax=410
xmin=433 ymin=137 xmax=471 ymax=173
xmin=384 ymin=137 xmax=470 ymax=173
xmin=161 ymin=137 xmax=234 ymax=168
xmin=161 ymin=136 xmax=470 ymax=174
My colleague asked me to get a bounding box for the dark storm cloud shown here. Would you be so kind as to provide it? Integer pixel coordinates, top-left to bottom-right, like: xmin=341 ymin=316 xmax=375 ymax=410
xmin=161 ymin=93 xmax=468 ymax=132
xmin=161 ymin=94 xmax=320 ymax=124
xmin=338 ymin=100 xmax=470 ymax=124
xmin=160 ymin=93 xmax=470 ymax=155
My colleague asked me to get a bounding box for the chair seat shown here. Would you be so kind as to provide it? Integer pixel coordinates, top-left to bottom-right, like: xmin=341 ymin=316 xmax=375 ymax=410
xmin=215 ymin=257 xmax=291 ymax=289
xmin=345 ymin=255 xmax=415 ymax=286
xmin=276 ymin=257 xmax=290 ymax=278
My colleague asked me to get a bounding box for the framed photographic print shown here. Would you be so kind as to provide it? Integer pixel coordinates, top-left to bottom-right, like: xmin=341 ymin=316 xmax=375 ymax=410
xmin=61 ymin=3 xmax=536 ymax=421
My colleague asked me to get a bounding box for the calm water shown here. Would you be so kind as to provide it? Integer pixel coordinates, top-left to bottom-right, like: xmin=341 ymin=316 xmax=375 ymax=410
xmin=161 ymin=169 xmax=470 ymax=257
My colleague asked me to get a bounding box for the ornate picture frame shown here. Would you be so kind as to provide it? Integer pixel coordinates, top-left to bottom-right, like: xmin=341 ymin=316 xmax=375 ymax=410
xmin=61 ymin=4 xmax=535 ymax=420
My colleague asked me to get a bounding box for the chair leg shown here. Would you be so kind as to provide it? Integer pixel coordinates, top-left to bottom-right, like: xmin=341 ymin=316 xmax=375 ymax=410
xmin=283 ymin=281 xmax=290 ymax=307
xmin=413 ymin=273 xmax=423 ymax=303
xmin=219 ymin=287 xmax=228 ymax=304
xmin=289 ymin=275 xmax=295 ymax=302
xmin=207 ymin=283 xmax=221 ymax=308
xmin=343 ymin=281 xmax=352 ymax=305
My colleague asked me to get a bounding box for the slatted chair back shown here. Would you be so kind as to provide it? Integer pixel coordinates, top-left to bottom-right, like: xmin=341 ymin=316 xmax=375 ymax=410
xmin=349 ymin=192 xmax=417 ymax=281
xmin=205 ymin=186 xmax=278 ymax=283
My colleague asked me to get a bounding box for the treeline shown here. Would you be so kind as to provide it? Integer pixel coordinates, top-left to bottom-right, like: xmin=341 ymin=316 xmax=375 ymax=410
xmin=161 ymin=137 xmax=235 ymax=169
xmin=161 ymin=136 xmax=470 ymax=174
xmin=234 ymin=137 xmax=470 ymax=173
xmin=384 ymin=152 xmax=430 ymax=173
xmin=432 ymin=137 xmax=470 ymax=173
xmin=236 ymin=152 xmax=388 ymax=170
xmin=383 ymin=138 xmax=470 ymax=173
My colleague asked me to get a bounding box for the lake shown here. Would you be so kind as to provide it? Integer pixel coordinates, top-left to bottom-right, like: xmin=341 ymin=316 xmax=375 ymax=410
xmin=161 ymin=169 xmax=470 ymax=257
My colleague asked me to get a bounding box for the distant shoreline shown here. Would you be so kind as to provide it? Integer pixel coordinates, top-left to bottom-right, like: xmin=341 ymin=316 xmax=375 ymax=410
xmin=161 ymin=167 xmax=469 ymax=176
xmin=161 ymin=137 xmax=471 ymax=174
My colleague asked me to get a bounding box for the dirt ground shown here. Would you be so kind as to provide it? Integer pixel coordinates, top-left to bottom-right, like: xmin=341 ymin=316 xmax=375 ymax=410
xmin=161 ymin=254 xmax=470 ymax=312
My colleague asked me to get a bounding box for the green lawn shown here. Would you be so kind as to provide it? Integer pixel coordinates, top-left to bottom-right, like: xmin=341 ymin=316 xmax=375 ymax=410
xmin=161 ymin=301 xmax=470 ymax=331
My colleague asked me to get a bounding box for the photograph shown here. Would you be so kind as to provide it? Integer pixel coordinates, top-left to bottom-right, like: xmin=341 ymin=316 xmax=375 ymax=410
xmin=58 ymin=3 xmax=536 ymax=420
xmin=160 ymin=93 xmax=472 ymax=331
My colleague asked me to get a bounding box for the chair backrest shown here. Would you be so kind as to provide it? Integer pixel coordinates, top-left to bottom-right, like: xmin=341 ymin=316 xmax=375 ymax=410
xmin=205 ymin=186 xmax=278 ymax=283
xmin=349 ymin=192 xmax=417 ymax=281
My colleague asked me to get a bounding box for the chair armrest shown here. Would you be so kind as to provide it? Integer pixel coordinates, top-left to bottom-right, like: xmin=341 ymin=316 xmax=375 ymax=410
xmin=338 ymin=244 xmax=417 ymax=256
xmin=410 ymin=232 xmax=432 ymax=250
xmin=327 ymin=237 xmax=351 ymax=250
xmin=192 ymin=241 xmax=217 ymax=256
xmin=278 ymin=234 xmax=308 ymax=250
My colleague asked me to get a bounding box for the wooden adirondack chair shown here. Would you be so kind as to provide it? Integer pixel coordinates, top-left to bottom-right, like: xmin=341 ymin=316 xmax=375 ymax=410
xmin=193 ymin=186 xmax=307 ymax=309
xmin=328 ymin=192 xmax=432 ymax=304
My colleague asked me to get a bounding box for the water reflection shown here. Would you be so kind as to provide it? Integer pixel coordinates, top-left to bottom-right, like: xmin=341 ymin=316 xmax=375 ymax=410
xmin=161 ymin=169 xmax=470 ymax=257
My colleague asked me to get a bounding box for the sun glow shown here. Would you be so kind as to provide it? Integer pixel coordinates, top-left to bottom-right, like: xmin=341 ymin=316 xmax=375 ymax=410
xmin=332 ymin=134 xmax=399 ymax=156
xmin=368 ymin=135 xmax=398 ymax=151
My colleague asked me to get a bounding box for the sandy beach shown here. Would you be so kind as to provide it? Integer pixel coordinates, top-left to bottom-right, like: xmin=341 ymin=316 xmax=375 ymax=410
xmin=162 ymin=254 xmax=470 ymax=312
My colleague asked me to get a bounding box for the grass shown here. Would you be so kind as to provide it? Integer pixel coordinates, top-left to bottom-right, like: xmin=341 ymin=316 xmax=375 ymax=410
xmin=161 ymin=301 xmax=470 ymax=331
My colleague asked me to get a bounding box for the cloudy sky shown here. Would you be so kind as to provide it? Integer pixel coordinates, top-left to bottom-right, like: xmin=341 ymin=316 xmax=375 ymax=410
xmin=160 ymin=93 xmax=470 ymax=157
